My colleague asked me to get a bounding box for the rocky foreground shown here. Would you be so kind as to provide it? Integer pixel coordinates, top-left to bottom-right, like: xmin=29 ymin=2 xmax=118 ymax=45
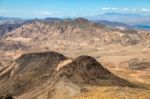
xmin=1 ymin=51 xmax=149 ymax=99
xmin=0 ymin=18 xmax=150 ymax=99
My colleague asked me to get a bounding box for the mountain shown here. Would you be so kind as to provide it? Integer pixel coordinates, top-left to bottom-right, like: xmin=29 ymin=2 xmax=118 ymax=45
xmin=92 ymin=20 xmax=150 ymax=30
xmin=0 ymin=41 xmax=28 ymax=51
xmin=0 ymin=51 xmax=136 ymax=99
xmin=88 ymin=13 xmax=150 ymax=25
xmin=103 ymin=12 xmax=143 ymax=17
xmin=23 ymin=17 xmax=63 ymax=24
xmin=0 ymin=23 xmax=24 ymax=38
xmin=0 ymin=16 xmax=24 ymax=25
xmin=133 ymin=25 xmax=150 ymax=30
xmin=0 ymin=16 xmax=9 ymax=20
xmin=0 ymin=17 xmax=150 ymax=99
xmin=0 ymin=16 xmax=26 ymax=37
xmin=92 ymin=20 xmax=133 ymax=30
xmin=2 ymin=18 xmax=141 ymax=51
xmin=73 ymin=86 xmax=150 ymax=99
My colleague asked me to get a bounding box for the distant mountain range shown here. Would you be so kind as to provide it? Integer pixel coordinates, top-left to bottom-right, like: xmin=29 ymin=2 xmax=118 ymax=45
xmin=0 ymin=16 xmax=24 ymax=25
xmin=92 ymin=20 xmax=150 ymax=30
xmin=1 ymin=13 xmax=150 ymax=31
xmin=92 ymin=20 xmax=133 ymax=30
xmin=132 ymin=25 xmax=150 ymax=30
xmin=88 ymin=12 xmax=150 ymax=26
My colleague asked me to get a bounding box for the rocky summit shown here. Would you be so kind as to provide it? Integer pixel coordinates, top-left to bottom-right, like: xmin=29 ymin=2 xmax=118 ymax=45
xmin=0 ymin=51 xmax=136 ymax=99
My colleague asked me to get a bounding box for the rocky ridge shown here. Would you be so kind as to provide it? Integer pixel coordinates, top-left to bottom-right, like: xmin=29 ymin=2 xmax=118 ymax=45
xmin=0 ymin=51 xmax=136 ymax=99
xmin=3 ymin=18 xmax=141 ymax=50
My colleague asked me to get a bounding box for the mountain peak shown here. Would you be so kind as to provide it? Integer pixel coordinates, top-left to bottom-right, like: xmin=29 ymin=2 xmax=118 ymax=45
xmin=74 ymin=17 xmax=89 ymax=23
xmin=103 ymin=12 xmax=142 ymax=17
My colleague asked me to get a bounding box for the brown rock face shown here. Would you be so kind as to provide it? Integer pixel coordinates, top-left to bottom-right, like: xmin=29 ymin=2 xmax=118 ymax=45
xmin=56 ymin=56 xmax=136 ymax=87
xmin=128 ymin=58 xmax=150 ymax=70
xmin=0 ymin=51 xmax=68 ymax=98
xmin=0 ymin=51 xmax=136 ymax=99
xmin=2 ymin=18 xmax=140 ymax=50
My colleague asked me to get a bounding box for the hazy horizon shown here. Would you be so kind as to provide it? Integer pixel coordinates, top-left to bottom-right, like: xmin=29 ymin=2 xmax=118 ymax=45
xmin=0 ymin=0 xmax=150 ymax=18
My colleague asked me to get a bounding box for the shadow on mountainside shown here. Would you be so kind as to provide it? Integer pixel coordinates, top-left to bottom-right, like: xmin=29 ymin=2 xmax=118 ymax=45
xmin=0 ymin=51 xmax=137 ymax=99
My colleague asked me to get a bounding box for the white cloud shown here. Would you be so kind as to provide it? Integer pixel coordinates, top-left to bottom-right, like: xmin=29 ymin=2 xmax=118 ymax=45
xmin=0 ymin=9 xmax=7 ymax=13
xmin=101 ymin=8 xmax=110 ymax=10
xmin=36 ymin=10 xmax=62 ymax=15
xmin=121 ymin=8 xmax=129 ymax=11
xmin=141 ymin=8 xmax=150 ymax=12
xmin=132 ymin=9 xmax=137 ymax=11
xmin=111 ymin=8 xmax=118 ymax=10
xmin=33 ymin=10 xmax=63 ymax=18
xmin=101 ymin=7 xmax=150 ymax=13
xmin=101 ymin=7 xmax=129 ymax=11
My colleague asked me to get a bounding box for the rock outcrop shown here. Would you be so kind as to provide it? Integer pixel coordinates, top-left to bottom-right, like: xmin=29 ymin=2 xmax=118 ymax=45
xmin=0 ymin=51 xmax=136 ymax=99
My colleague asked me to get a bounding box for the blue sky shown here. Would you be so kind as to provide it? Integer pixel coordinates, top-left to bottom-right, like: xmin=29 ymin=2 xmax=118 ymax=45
xmin=0 ymin=0 xmax=150 ymax=18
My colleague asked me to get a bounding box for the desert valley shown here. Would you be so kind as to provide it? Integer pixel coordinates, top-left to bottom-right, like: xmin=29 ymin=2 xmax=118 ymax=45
xmin=0 ymin=17 xmax=150 ymax=99
xmin=0 ymin=1 xmax=150 ymax=99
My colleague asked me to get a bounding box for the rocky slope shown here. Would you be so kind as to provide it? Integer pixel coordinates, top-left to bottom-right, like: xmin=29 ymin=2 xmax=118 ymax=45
xmin=0 ymin=18 xmax=150 ymax=99
xmin=0 ymin=51 xmax=137 ymax=99
xmin=0 ymin=41 xmax=27 ymax=51
xmin=73 ymin=86 xmax=150 ymax=99
xmin=2 ymin=18 xmax=141 ymax=50
xmin=0 ymin=24 xmax=23 ymax=38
